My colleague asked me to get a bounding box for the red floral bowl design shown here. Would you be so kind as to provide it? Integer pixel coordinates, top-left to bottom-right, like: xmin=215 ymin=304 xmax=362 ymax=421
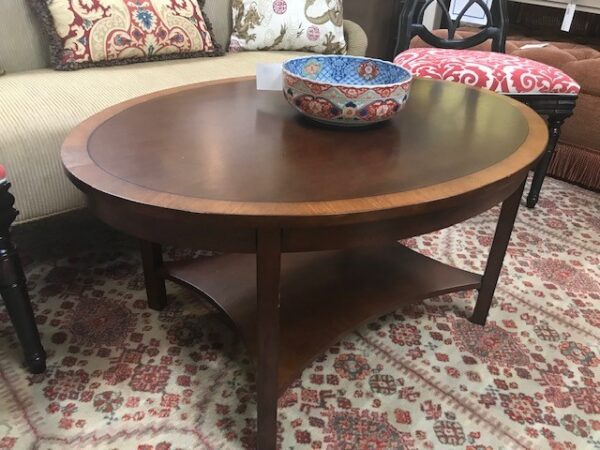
xmin=282 ymin=55 xmax=412 ymax=126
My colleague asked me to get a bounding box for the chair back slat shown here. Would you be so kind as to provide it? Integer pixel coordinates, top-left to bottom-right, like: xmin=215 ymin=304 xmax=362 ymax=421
xmin=395 ymin=0 xmax=508 ymax=55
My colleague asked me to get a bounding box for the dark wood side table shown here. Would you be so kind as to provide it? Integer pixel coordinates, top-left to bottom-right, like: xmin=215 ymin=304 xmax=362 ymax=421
xmin=0 ymin=169 xmax=46 ymax=374
xmin=62 ymin=78 xmax=548 ymax=449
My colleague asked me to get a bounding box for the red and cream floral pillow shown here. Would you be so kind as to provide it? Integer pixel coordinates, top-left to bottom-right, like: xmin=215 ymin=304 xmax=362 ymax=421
xmin=29 ymin=0 xmax=222 ymax=70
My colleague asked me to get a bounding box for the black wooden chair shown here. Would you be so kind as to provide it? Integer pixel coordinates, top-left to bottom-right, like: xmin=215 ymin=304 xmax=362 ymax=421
xmin=393 ymin=0 xmax=579 ymax=208
xmin=0 ymin=166 xmax=46 ymax=374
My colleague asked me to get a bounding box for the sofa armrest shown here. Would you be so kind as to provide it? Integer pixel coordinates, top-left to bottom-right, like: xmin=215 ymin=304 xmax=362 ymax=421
xmin=344 ymin=20 xmax=368 ymax=57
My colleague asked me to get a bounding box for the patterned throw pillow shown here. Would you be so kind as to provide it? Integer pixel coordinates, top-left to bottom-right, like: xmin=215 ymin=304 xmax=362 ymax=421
xmin=229 ymin=0 xmax=346 ymax=54
xmin=28 ymin=0 xmax=223 ymax=70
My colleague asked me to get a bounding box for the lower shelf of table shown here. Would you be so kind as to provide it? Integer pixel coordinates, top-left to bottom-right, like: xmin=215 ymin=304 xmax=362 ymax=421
xmin=163 ymin=244 xmax=482 ymax=393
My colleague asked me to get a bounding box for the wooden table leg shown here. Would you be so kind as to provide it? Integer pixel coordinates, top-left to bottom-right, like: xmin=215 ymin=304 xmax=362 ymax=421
xmin=471 ymin=180 xmax=526 ymax=326
xmin=0 ymin=181 xmax=46 ymax=374
xmin=140 ymin=240 xmax=168 ymax=311
xmin=526 ymin=115 xmax=566 ymax=209
xmin=256 ymin=228 xmax=282 ymax=450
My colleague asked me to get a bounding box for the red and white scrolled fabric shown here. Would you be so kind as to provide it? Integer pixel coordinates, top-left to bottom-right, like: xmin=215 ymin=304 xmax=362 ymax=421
xmin=394 ymin=48 xmax=580 ymax=95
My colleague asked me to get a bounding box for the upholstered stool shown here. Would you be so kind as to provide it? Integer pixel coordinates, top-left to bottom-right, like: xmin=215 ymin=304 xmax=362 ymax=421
xmin=395 ymin=48 xmax=580 ymax=96
xmin=503 ymin=40 xmax=600 ymax=191
xmin=393 ymin=0 xmax=580 ymax=208
xmin=403 ymin=30 xmax=600 ymax=192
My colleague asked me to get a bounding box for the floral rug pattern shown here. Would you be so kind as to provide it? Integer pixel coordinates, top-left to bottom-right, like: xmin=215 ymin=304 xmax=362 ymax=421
xmin=1 ymin=177 xmax=599 ymax=449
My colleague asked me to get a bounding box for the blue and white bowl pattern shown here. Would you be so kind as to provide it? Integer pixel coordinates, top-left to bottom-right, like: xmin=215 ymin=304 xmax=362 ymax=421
xmin=282 ymin=55 xmax=413 ymax=126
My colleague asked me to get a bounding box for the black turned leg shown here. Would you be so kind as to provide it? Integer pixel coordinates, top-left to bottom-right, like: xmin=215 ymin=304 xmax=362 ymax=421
xmin=471 ymin=180 xmax=526 ymax=326
xmin=255 ymin=228 xmax=281 ymax=450
xmin=527 ymin=115 xmax=565 ymax=208
xmin=0 ymin=181 xmax=46 ymax=374
xmin=140 ymin=240 xmax=168 ymax=311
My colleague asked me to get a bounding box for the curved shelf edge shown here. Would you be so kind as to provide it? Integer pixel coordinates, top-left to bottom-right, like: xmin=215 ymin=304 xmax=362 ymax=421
xmin=163 ymin=244 xmax=482 ymax=393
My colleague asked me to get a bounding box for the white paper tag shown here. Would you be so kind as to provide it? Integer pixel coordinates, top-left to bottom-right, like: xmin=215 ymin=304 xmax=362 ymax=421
xmin=561 ymin=0 xmax=577 ymax=32
xmin=449 ymin=0 xmax=494 ymax=26
xmin=520 ymin=43 xmax=550 ymax=49
xmin=256 ymin=63 xmax=283 ymax=91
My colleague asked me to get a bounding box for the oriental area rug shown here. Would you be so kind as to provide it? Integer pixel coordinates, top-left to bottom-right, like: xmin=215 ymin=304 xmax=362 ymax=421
xmin=1 ymin=177 xmax=599 ymax=450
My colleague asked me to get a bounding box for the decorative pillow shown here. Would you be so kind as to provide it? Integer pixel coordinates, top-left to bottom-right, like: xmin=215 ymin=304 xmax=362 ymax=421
xmin=229 ymin=0 xmax=346 ymax=54
xmin=28 ymin=0 xmax=223 ymax=70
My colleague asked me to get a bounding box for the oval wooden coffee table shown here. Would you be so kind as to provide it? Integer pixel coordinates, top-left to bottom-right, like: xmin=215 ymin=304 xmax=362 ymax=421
xmin=62 ymin=77 xmax=547 ymax=449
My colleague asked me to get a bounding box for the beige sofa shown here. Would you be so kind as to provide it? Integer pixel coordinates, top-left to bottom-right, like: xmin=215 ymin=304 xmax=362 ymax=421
xmin=0 ymin=1 xmax=368 ymax=223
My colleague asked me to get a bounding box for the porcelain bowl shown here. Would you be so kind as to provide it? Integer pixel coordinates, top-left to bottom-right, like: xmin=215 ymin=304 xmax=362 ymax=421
xmin=282 ymin=55 xmax=412 ymax=126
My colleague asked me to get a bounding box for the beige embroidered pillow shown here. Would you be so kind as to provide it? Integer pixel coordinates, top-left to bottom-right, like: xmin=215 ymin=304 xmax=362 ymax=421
xmin=28 ymin=0 xmax=223 ymax=70
xmin=229 ymin=0 xmax=346 ymax=54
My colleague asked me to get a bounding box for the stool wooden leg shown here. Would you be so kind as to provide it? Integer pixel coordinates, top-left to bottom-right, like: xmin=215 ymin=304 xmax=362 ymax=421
xmin=0 ymin=181 xmax=46 ymax=374
xmin=255 ymin=228 xmax=281 ymax=450
xmin=140 ymin=240 xmax=168 ymax=311
xmin=471 ymin=180 xmax=525 ymax=326
xmin=527 ymin=115 xmax=564 ymax=208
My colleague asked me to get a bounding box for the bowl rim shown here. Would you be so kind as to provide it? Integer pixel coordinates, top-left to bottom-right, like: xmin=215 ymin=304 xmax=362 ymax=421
xmin=282 ymin=55 xmax=413 ymax=90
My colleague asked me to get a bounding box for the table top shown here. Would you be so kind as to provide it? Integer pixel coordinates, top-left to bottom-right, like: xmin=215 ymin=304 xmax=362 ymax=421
xmin=62 ymin=77 xmax=547 ymax=223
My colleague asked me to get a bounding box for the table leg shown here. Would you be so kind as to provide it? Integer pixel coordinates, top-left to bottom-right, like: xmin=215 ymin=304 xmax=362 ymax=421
xmin=256 ymin=228 xmax=281 ymax=450
xmin=526 ymin=115 xmax=565 ymax=208
xmin=0 ymin=181 xmax=46 ymax=374
xmin=471 ymin=180 xmax=526 ymax=326
xmin=140 ymin=240 xmax=168 ymax=311
xmin=0 ymin=247 xmax=47 ymax=373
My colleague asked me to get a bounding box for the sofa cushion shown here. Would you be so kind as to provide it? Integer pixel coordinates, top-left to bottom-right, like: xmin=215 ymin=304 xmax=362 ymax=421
xmin=508 ymin=41 xmax=600 ymax=97
xmin=0 ymin=0 xmax=49 ymax=73
xmin=0 ymin=51 xmax=306 ymax=223
xmin=562 ymin=58 xmax=600 ymax=97
xmin=394 ymin=48 xmax=580 ymax=95
xmin=28 ymin=0 xmax=223 ymax=70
